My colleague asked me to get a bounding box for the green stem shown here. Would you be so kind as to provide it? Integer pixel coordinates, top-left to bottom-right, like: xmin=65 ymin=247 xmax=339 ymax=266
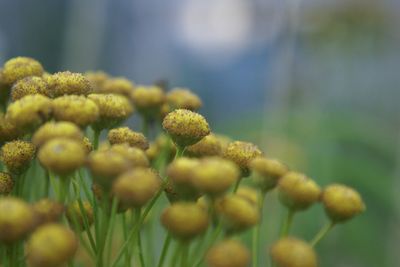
xmin=280 ymin=209 xmax=295 ymax=237
xmin=157 ymin=233 xmax=172 ymax=267
xmin=193 ymin=223 xmax=223 ymax=267
xmin=96 ymin=193 xmax=111 ymax=267
xmin=253 ymin=193 xmax=266 ymax=267
xmin=136 ymin=208 xmax=146 ymax=267
xmin=233 ymin=178 xmax=241 ymax=193
xmin=93 ymin=130 xmax=101 ymax=150
xmin=142 ymin=117 xmax=149 ymax=137
xmin=180 ymin=242 xmax=189 ymax=267
xmin=58 ymin=177 xmax=70 ymax=204
xmin=310 ymin=221 xmax=335 ymax=247
xmin=174 ymin=145 xmax=186 ymax=159
xmin=105 ymin=198 xmax=119 ymax=266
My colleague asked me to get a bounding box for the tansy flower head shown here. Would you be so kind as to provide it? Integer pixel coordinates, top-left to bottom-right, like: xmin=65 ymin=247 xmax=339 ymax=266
xmin=1 ymin=140 xmax=35 ymax=174
xmin=236 ymin=186 xmax=259 ymax=206
xmin=250 ymin=157 xmax=289 ymax=192
xmin=167 ymin=157 xmax=200 ymax=201
xmin=206 ymin=239 xmax=250 ymax=267
xmin=32 ymin=121 xmax=83 ymax=147
xmin=52 ymin=95 xmax=99 ymax=128
xmin=27 ymin=223 xmax=78 ymax=267
xmin=270 ymin=237 xmax=318 ymax=267
xmin=131 ymin=85 xmax=166 ymax=119
xmin=109 ymin=143 xmax=149 ymax=168
xmin=11 ymin=76 xmax=49 ymax=101
xmin=167 ymin=88 xmax=202 ymax=111
xmin=223 ymin=141 xmax=262 ymax=177
xmin=85 ymin=71 xmax=109 ymax=91
xmin=108 ymin=127 xmax=149 ymax=150
xmin=0 ymin=172 xmax=13 ymax=195
xmin=278 ymin=172 xmax=321 ymax=211
xmin=99 ymin=77 xmax=135 ymax=97
xmin=186 ymin=133 xmax=222 ymax=157
xmin=32 ymin=198 xmax=64 ymax=227
xmin=162 ymin=109 xmax=210 ymax=147
xmin=0 ymin=113 xmax=20 ymax=144
xmin=2 ymin=57 xmax=44 ymax=85
xmin=47 ymin=71 xmax=92 ymax=96
xmin=321 ymin=184 xmax=365 ymax=223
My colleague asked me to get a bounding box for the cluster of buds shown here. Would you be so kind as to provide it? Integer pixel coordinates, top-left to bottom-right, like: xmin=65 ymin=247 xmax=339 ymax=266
xmin=0 ymin=56 xmax=365 ymax=267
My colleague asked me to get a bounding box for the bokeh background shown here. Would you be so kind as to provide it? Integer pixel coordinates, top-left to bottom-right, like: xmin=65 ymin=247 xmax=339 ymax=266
xmin=0 ymin=0 xmax=398 ymax=266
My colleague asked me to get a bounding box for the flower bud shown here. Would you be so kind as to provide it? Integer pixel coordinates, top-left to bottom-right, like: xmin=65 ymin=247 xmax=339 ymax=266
xmin=88 ymin=93 xmax=133 ymax=130
xmin=278 ymin=172 xmax=321 ymax=211
xmin=0 ymin=113 xmax=20 ymax=143
xmin=32 ymin=198 xmax=64 ymax=226
xmin=1 ymin=140 xmax=35 ymax=174
xmin=186 ymin=133 xmax=222 ymax=157
xmin=236 ymin=186 xmax=259 ymax=206
xmin=108 ymin=127 xmax=149 ymax=150
xmin=321 ymin=184 xmax=365 ymax=223
xmin=131 ymin=85 xmax=165 ymax=119
xmin=216 ymin=195 xmax=259 ymax=233
xmin=166 ymin=157 xmax=200 ymax=200
xmin=52 ymin=95 xmax=100 ymax=128
xmin=162 ymin=109 xmax=210 ymax=147
xmin=191 ymin=157 xmax=240 ymax=196
xmin=33 ymin=121 xmax=83 ymax=147
xmin=85 ymin=71 xmax=109 ymax=91
xmin=2 ymin=57 xmax=44 ymax=84
xmin=167 ymin=88 xmax=202 ymax=111
xmin=113 ymin=168 xmax=161 ymax=208
xmin=66 ymin=200 xmax=94 ymax=230
xmin=270 ymin=237 xmax=317 ymax=267
xmin=99 ymin=77 xmax=134 ymax=97
xmin=0 ymin=172 xmax=14 ymax=195
xmin=38 ymin=138 xmax=86 ymax=175
xmin=250 ymin=157 xmax=289 ymax=192
xmin=6 ymin=94 xmax=52 ymax=131
xmin=47 ymin=71 xmax=92 ymax=96
xmin=109 ymin=143 xmax=149 ymax=168
xmin=0 ymin=197 xmax=35 ymax=243
xmin=161 ymin=202 xmax=209 ymax=240
xmin=82 ymin=136 xmax=93 ymax=153
xmin=206 ymin=239 xmax=250 ymax=267
xmin=223 ymin=141 xmax=262 ymax=177
xmin=27 ymin=223 xmax=78 ymax=267
xmin=11 ymin=76 xmax=49 ymax=101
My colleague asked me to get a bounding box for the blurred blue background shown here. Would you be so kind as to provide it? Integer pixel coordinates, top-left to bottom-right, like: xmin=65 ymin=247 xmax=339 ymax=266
xmin=1 ymin=0 xmax=399 ymax=266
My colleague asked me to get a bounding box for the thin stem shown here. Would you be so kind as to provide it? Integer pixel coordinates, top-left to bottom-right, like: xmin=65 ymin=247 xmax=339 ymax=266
xmin=233 ymin=178 xmax=242 ymax=193
xmin=106 ymin=198 xmax=119 ymax=266
xmin=58 ymin=177 xmax=70 ymax=204
xmin=193 ymin=223 xmax=223 ymax=267
xmin=280 ymin=209 xmax=295 ymax=237
xmin=93 ymin=130 xmax=101 ymax=150
xmin=310 ymin=221 xmax=335 ymax=247
xmin=136 ymin=208 xmax=146 ymax=267
xmin=142 ymin=117 xmax=149 ymax=137
xmin=157 ymin=233 xmax=172 ymax=267
xmin=180 ymin=242 xmax=189 ymax=267
xmin=174 ymin=145 xmax=186 ymax=159
xmin=253 ymin=193 xmax=266 ymax=267
xmin=122 ymin=214 xmax=131 ymax=267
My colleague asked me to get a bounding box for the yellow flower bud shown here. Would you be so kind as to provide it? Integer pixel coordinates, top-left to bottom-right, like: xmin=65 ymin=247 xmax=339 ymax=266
xmin=11 ymin=76 xmax=49 ymax=101
xmin=270 ymin=237 xmax=318 ymax=267
xmin=167 ymin=88 xmax=202 ymax=111
xmin=321 ymin=184 xmax=365 ymax=223
xmin=88 ymin=93 xmax=133 ymax=130
xmin=206 ymin=239 xmax=250 ymax=267
xmin=52 ymin=95 xmax=99 ymax=128
xmin=223 ymin=141 xmax=262 ymax=177
xmin=27 ymin=223 xmax=78 ymax=267
xmin=0 ymin=197 xmax=35 ymax=243
xmin=0 ymin=113 xmax=20 ymax=144
xmin=85 ymin=71 xmax=109 ymax=91
xmin=109 ymin=143 xmax=149 ymax=168
xmin=162 ymin=109 xmax=210 ymax=147
xmin=131 ymin=85 xmax=165 ymax=118
xmin=112 ymin=168 xmax=161 ymax=208
xmin=0 ymin=172 xmax=14 ymax=195
xmin=100 ymin=77 xmax=135 ymax=97
xmin=2 ymin=57 xmax=44 ymax=84
xmin=47 ymin=71 xmax=92 ymax=96
xmin=161 ymin=202 xmax=209 ymax=240
xmin=108 ymin=127 xmax=149 ymax=150
xmin=278 ymin=172 xmax=321 ymax=211
xmin=250 ymin=157 xmax=289 ymax=192
xmin=66 ymin=200 xmax=94 ymax=230
xmin=236 ymin=186 xmax=259 ymax=206
xmin=186 ymin=133 xmax=222 ymax=157
xmin=32 ymin=198 xmax=64 ymax=226
xmin=167 ymin=157 xmax=200 ymax=200
xmin=32 ymin=121 xmax=83 ymax=147
xmin=1 ymin=140 xmax=35 ymax=174
xmin=6 ymin=94 xmax=52 ymax=131
xmin=38 ymin=138 xmax=86 ymax=175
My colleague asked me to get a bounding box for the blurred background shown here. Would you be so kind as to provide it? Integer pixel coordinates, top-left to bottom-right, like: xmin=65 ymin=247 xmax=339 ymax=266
xmin=0 ymin=0 xmax=398 ymax=266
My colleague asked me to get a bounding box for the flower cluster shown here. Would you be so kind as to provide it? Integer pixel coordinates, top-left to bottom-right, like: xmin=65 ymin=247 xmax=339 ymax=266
xmin=0 ymin=56 xmax=365 ymax=267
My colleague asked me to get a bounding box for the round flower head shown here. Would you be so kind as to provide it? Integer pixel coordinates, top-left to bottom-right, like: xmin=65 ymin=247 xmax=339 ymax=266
xmin=32 ymin=198 xmax=64 ymax=226
xmin=108 ymin=127 xmax=149 ymax=150
xmin=206 ymin=239 xmax=250 ymax=267
xmin=6 ymin=94 xmax=52 ymax=132
xmin=0 ymin=113 xmax=20 ymax=144
xmin=236 ymin=186 xmax=259 ymax=206
xmin=32 ymin=121 xmax=83 ymax=147
xmin=66 ymin=200 xmax=94 ymax=230
xmin=321 ymin=184 xmax=365 ymax=223
xmin=162 ymin=109 xmax=210 ymax=147
xmin=191 ymin=157 xmax=240 ymax=196
xmin=85 ymin=70 xmax=109 ymax=91
xmin=250 ymin=157 xmax=289 ymax=192
xmin=1 ymin=140 xmax=35 ymax=174
xmin=130 ymin=85 xmax=166 ymax=118
xmin=216 ymin=195 xmax=259 ymax=233
xmin=186 ymin=133 xmax=222 ymax=157
xmin=38 ymin=138 xmax=86 ymax=176
xmin=99 ymin=77 xmax=135 ymax=97
xmin=270 ymin=237 xmax=317 ymax=267
xmin=223 ymin=141 xmax=262 ymax=177
xmin=11 ymin=76 xmax=49 ymax=101
xmin=112 ymin=168 xmax=161 ymax=208
xmin=88 ymin=93 xmax=133 ymax=130
xmin=2 ymin=57 xmax=44 ymax=85
xmin=109 ymin=144 xmax=149 ymax=168
xmin=27 ymin=223 xmax=78 ymax=267
xmin=52 ymin=95 xmax=99 ymax=128
xmin=167 ymin=88 xmax=202 ymax=111
xmin=278 ymin=172 xmax=321 ymax=211
xmin=167 ymin=157 xmax=200 ymax=201
xmin=161 ymin=202 xmax=209 ymax=240
xmin=0 ymin=172 xmax=14 ymax=195
xmin=47 ymin=71 xmax=92 ymax=96
xmin=0 ymin=197 xmax=35 ymax=243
